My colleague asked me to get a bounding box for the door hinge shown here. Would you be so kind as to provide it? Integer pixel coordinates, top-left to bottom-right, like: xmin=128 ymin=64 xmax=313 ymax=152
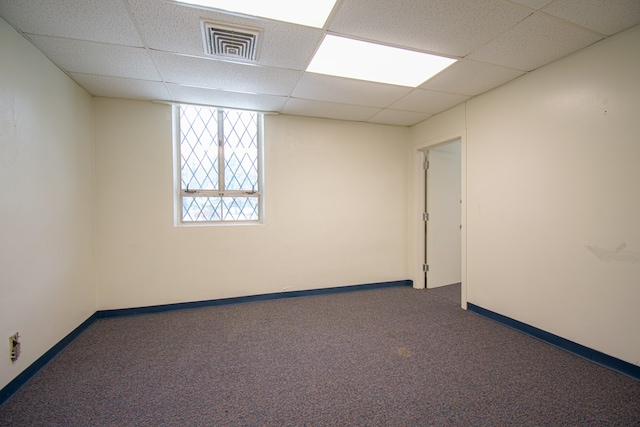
xmin=423 ymin=212 xmax=429 ymax=221
xmin=422 ymin=264 xmax=429 ymax=272
xmin=423 ymin=160 xmax=429 ymax=170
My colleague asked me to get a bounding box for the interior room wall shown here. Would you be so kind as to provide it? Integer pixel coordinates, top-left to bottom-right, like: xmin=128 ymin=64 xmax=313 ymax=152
xmin=413 ymin=24 xmax=640 ymax=366
xmin=0 ymin=18 xmax=96 ymax=390
xmin=94 ymin=100 xmax=411 ymax=310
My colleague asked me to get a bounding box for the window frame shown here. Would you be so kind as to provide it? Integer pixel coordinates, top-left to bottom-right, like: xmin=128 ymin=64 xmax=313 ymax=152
xmin=173 ymin=104 xmax=265 ymax=226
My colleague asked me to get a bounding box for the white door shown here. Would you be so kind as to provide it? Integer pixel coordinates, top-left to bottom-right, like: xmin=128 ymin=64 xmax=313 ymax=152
xmin=425 ymin=140 xmax=461 ymax=288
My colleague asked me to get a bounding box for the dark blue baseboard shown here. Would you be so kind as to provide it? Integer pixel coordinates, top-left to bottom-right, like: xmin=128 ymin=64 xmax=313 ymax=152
xmin=0 ymin=312 xmax=98 ymax=407
xmin=467 ymin=303 xmax=640 ymax=381
xmin=0 ymin=280 xmax=412 ymax=407
xmin=97 ymin=280 xmax=413 ymax=318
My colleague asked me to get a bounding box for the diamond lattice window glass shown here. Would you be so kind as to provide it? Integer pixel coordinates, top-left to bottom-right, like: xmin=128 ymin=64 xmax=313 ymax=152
xmin=176 ymin=105 xmax=262 ymax=224
xmin=223 ymin=110 xmax=259 ymax=192
xmin=180 ymin=106 xmax=219 ymax=191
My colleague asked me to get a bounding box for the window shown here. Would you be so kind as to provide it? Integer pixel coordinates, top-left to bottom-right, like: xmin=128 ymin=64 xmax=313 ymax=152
xmin=174 ymin=105 xmax=263 ymax=224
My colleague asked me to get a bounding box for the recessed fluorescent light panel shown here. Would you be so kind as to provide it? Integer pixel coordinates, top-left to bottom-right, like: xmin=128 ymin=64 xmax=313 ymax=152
xmin=174 ymin=0 xmax=338 ymax=28
xmin=307 ymin=35 xmax=457 ymax=87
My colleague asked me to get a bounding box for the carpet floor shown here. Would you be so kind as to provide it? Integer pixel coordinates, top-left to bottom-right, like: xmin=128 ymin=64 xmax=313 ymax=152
xmin=1 ymin=284 xmax=639 ymax=426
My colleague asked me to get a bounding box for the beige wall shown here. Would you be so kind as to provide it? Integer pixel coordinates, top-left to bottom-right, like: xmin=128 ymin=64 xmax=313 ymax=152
xmin=3 ymin=11 xmax=638 ymax=395
xmin=94 ymin=100 xmax=411 ymax=309
xmin=413 ymin=25 xmax=640 ymax=366
xmin=0 ymin=18 xmax=96 ymax=390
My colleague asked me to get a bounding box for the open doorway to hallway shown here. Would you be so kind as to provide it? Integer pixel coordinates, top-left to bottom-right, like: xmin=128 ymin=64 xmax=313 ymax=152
xmin=424 ymin=140 xmax=461 ymax=289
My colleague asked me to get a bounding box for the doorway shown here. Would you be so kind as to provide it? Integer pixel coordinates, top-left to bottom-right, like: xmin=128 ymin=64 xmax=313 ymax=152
xmin=424 ymin=140 xmax=461 ymax=289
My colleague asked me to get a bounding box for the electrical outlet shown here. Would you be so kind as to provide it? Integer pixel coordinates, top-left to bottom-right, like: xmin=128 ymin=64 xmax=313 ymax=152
xmin=9 ymin=333 xmax=20 ymax=362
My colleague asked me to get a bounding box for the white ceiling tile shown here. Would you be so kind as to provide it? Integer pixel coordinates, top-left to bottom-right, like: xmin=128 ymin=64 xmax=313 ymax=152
xmin=3 ymin=0 xmax=634 ymax=123
xmin=420 ymin=59 xmax=526 ymax=96
xmin=28 ymin=36 xmax=161 ymax=81
xmin=508 ymin=0 xmax=554 ymax=10
xmin=167 ymin=85 xmax=288 ymax=112
xmin=292 ymin=74 xmax=411 ymax=108
xmin=367 ymin=109 xmax=432 ymax=127
xmin=69 ymin=74 xmax=171 ymax=100
xmin=329 ymin=0 xmax=532 ymax=57
xmin=282 ymin=99 xmax=380 ymax=122
xmin=152 ymin=52 xmax=301 ymax=96
xmin=389 ymin=89 xmax=469 ymax=114
xmin=0 ymin=0 xmax=142 ymax=46
xmin=127 ymin=0 xmax=323 ymax=69
xmin=543 ymin=0 xmax=640 ymax=36
xmin=467 ymin=13 xmax=603 ymax=71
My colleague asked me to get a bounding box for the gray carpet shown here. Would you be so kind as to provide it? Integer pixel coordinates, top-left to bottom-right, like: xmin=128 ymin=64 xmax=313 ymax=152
xmin=1 ymin=284 xmax=639 ymax=426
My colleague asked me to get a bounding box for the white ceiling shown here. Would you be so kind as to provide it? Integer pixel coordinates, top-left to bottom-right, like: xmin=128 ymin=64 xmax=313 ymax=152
xmin=1 ymin=0 xmax=639 ymax=126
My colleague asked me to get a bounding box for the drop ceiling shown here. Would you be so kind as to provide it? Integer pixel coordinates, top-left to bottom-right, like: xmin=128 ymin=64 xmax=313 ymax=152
xmin=1 ymin=0 xmax=639 ymax=126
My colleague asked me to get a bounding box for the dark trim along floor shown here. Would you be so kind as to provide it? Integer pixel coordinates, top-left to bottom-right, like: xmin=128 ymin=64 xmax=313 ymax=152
xmin=0 ymin=280 xmax=412 ymax=407
xmin=467 ymin=302 xmax=640 ymax=381
xmin=3 ymin=281 xmax=638 ymax=408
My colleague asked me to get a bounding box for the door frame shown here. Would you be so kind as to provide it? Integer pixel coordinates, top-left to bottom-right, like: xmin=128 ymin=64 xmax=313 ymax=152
xmin=412 ymin=131 xmax=467 ymax=309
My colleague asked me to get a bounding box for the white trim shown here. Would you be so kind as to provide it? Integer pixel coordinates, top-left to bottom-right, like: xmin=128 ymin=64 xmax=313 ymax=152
xmin=153 ymin=99 xmax=279 ymax=116
xmin=172 ymin=105 xmax=182 ymax=226
xmin=257 ymin=113 xmax=266 ymax=223
xmin=412 ymin=131 xmax=467 ymax=309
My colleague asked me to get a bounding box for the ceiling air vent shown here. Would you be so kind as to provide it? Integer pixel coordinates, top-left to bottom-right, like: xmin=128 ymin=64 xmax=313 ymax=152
xmin=202 ymin=22 xmax=261 ymax=61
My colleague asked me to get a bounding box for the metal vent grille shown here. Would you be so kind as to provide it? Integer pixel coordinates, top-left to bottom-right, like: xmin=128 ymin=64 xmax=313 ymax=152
xmin=203 ymin=22 xmax=260 ymax=61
